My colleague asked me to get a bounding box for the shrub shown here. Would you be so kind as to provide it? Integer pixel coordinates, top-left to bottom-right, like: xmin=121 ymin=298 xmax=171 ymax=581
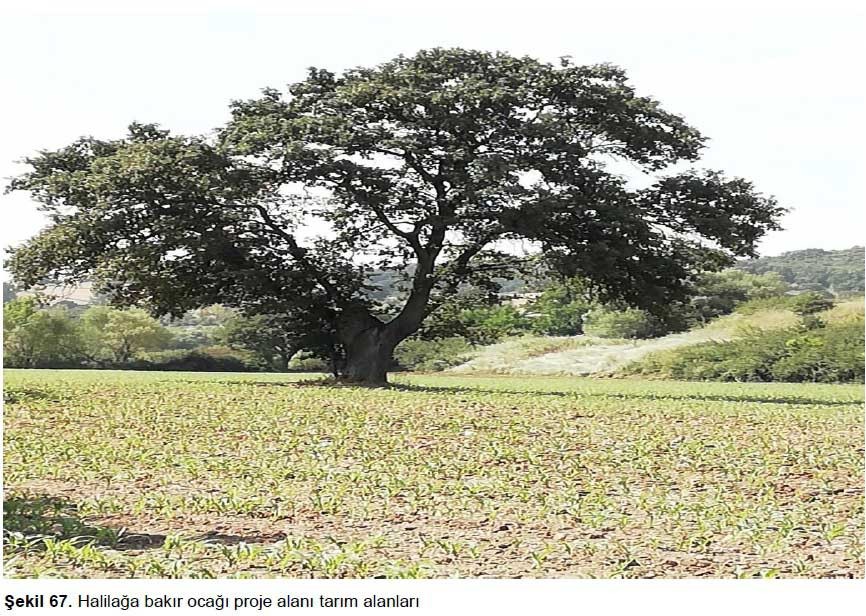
xmin=526 ymin=277 xmax=592 ymax=336
xmin=624 ymin=318 xmax=864 ymax=383
xmin=683 ymin=270 xmax=790 ymax=325
xmin=79 ymin=306 xmax=172 ymax=364
xmin=394 ymin=337 xmax=475 ymax=371
xmin=287 ymin=352 xmax=331 ymax=372
xmin=458 ymin=305 xmax=532 ymax=345
xmin=789 ymin=292 xmax=834 ymax=317
xmin=3 ymin=300 xmax=85 ymax=368
xmin=583 ymin=307 xmax=665 ymax=339
xmin=135 ymin=347 xmax=256 ymax=372
xmin=733 ymin=295 xmax=799 ymax=314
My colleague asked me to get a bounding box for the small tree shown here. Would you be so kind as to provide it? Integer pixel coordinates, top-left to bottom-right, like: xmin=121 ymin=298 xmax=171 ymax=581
xmin=789 ymin=291 xmax=834 ymax=317
xmin=80 ymin=307 xmax=172 ymax=364
xmin=7 ymin=49 xmax=783 ymax=384
xmin=460 ymin=304 xmax=531 ymax=346
xmin=528 ymin=277 xmax=592 ymax=336
xmin=687 ymin=270 xmax=790 ymax=324
xmin=220 ymin=313 xmax=312 ymax=371
xmin=3 ymin=298 xmax=83 ymax=367
xmin=789 ymin=291 xmax=834 ymax=330
xmin=583 ymin=306 xmax=665 ymax=339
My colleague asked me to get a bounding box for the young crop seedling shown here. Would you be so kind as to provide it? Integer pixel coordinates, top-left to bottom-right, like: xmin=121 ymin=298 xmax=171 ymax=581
xmin=3 ymin=370 xmax=862 ymax=578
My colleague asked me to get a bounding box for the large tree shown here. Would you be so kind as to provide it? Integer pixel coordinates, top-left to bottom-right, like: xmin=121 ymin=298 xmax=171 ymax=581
xmin=6 ymin=49 xmax=783 ymax=384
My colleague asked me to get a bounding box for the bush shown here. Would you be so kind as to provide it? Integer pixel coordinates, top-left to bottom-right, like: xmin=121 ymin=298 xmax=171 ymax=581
xmin=134 ymin=347 xmax=256 ymax=372
xmin=394 ymin=337 xmax=475 ymax=371
xmin=770 ymin=322 xmax=864 ymax=382
xmin=583 ymin=307 xmax=665 ymax=339
xmin=789 ymin=292 xmax=834 ymax=317
xmin=287 ymin=352 xmax=331 ymax=372
xmin=79 ymin=306 xmax=172 ymax=364
xmin=167 ymin=326 xmax=218 ymax=350
xmin=526 ymin=277 xmax=592 ymax=336
xmin=3 ymin=300 xmax=85 ymax=368
xmin=625 ymin=318 xmax=864 ymax=383
xmin=733 ymin=295 xmax=800 ymax=314
xmin=682 ymin=270 xmax=790 ymax=325
xmin=458 ymin=305 xmax=531 ymax=345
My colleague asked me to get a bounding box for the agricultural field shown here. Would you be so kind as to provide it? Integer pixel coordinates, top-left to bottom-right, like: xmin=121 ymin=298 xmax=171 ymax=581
xmin=3 ymin=369 xmax=864 ymax=578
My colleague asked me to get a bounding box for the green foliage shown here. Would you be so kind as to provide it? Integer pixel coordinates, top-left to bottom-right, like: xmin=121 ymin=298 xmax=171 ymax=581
xmin=3 ymin=296 xmax=40 ymax=332
xmin=583 ymin=307 xmax=665 ymax=339
xmin=164 ymin=306 xmax=234 ymax=350
xmin=166 ymin=327 xmax=218 ymax=351
xmin=219 ymin=314 xmax=297 ymax=371
xmin=733 ymin=295 xmax=802 ymax=314
xmin=788 ymin=292 xmax=834 ymax=317
xmin=79 ymin=307 xmax=172 ymax=364
xmin=418 ymin=295 xmax=532 ymax=347
xmin=626 ymin=318 xmax=864 ymax=383
xmin=788 ymin=292 xmax=835 ymax=330
xmin=457 ymin=305 xmax=531 ymax=345
xmin=287 ymin=353 xmax=331 ymax=372
xmin=4 ymin=302 xmax=174 ymax=368
xmin=136 ymin=347 xmax=255 ymax=372
xmin=527 ymin=278 xmax=592 ymax=336
xmin=169 ymin=305 xmax=237 ymax=327
xmin=735 ymin=246 xmax=864 ymax=294
xmin=6 ymin=48 xmax=784 ymax=383
xmin=700 ymin=269 xmax=788 ymax=301
xmin=3 ymin=299 xmax=84 ymax=368
xmin=684 ymin=270 xmax=789 ymax=324
xmin=394 ymin=337 xmax=475 ymax=372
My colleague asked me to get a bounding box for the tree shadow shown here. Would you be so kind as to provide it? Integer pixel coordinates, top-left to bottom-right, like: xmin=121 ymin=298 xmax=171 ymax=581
xmin=170 ymin=378 xmax=321 ymax=388
xmin=3 ymin=387 xmax=58 ymax=404
xmin=4 ymin=495 xmax=284 ymax=551
xmin=4 ymin=495 xmax=166 ymax=551
xmin=180 ymin=377 xmax=391 ymax=390
xmin=195 ymin=531 xmax=287 ymax=545
xmin=386 ymin=382 xmax=860 ymax=407
xmin=181 ymin=377 xmax=860 ymax=406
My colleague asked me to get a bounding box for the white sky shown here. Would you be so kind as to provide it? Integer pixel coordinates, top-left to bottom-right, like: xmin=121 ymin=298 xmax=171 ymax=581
xmin=0 ymin=0 xmax=863 ymax=259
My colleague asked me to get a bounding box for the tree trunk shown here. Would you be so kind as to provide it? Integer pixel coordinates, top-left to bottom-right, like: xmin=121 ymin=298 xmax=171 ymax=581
xmin=341 ymin=325 xmax=396 ymax=385
xmin=336 ymin=310 xmax=398 ymax=386
xmin=335 ymin=268 xmax=434 ymax=385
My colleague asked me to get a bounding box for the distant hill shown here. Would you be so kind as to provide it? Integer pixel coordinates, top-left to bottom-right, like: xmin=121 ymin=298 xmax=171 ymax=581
xmin=365 ymin=261 xmax=551 ymax=302
xmin=6 ymin=247 xmax=862 ymax=307
xmin=734 ymin=246 xmax=864 ymax=295
xmin=368 ymin=247 xmax=865 ymax=300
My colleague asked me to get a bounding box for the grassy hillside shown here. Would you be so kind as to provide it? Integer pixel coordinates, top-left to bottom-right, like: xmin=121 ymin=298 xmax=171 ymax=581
xmin=622 ymin=297 xmax=864 ymax=383
xmin=448 ymin=302 xmax=815 ymax=377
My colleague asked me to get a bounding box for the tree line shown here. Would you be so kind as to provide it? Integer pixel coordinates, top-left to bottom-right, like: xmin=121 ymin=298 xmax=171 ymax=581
xmin=3 ymin=269 xmax=797 ymax=372
xmin=734 ymin=246 xmax=864 ymax=295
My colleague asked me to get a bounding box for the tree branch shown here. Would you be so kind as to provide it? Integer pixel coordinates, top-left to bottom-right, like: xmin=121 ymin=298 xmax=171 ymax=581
xmin=366 ymin=201 xmax=424 ymax=254
xmin=248 ymin=202 xmax=342 ymax=302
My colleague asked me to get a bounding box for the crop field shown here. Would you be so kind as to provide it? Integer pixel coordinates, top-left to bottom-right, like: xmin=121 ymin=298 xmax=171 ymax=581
xmin=3 ymin=369 xmax=864 ymax=578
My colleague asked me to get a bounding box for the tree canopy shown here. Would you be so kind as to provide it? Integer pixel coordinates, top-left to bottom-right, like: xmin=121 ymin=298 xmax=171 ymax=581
xmin=6 ymin=48 xmax=783 ymax=383
xmin=79 ymin=306 xmax=172 ymax=364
